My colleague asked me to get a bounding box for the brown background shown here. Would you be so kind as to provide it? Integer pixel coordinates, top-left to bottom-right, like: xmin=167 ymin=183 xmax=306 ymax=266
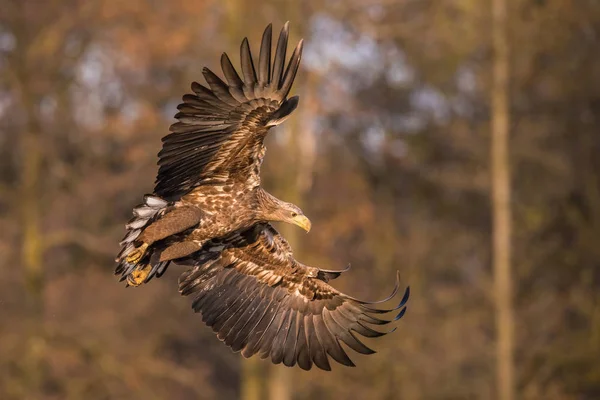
xmin=1 ymin=0 xmax=599 ymax=399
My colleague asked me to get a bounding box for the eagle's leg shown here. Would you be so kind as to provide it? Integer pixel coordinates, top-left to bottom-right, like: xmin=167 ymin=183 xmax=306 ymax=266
xmin=125 ymin=242 xmax=149 ymax=264
xmin=125 ymin=206 xmax=203 ymax=264
xmin=158 ymin=241 xmax=203 ymax=262
xmin=126 ymin=263 xmax=152 ymax=287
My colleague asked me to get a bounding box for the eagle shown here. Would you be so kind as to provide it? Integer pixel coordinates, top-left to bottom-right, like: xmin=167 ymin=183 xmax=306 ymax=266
xmin=115 ymin=22 xmax=410 ymax=371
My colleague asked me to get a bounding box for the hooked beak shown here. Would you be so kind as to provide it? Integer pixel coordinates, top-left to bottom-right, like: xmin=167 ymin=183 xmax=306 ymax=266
xmin=292 ymin=215 xmax=312 ymax=233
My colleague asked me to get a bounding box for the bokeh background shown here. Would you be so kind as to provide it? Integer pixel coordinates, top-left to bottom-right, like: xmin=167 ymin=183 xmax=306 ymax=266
xmin=1 ymin=0 xmax=599 ymax=399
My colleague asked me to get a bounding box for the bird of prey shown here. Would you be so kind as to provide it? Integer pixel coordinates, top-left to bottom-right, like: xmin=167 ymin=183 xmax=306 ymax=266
xmin=115 ymin=22 xmax=409 ymax=371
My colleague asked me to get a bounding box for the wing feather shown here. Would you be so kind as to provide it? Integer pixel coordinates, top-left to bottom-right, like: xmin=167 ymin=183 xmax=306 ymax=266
xmin=258 ymin=306 xmax=290 ymax=359
xmin=220 ymin=53 xmax=247 ymax=103
xmin=228 ymin=294 xmax=267 ymax=351
xmin=240 ymin=37 xmax=258 ymax=91
xmin=202 ymin=68 xmax=239 ymax=106
xmin=305 ymin=314 xmax=331 ymax=371
xmin=270 ymin=308 xmax=294 ymax=364
xmin=241 ymin=292 xmax=284 ymax=358
xmin=294 ymin=313 xmax=311 ymax=370
xmin=177 ymin=223 xmax=410 ymax=370
xmin=279 ymin=40 xmax=304 ymax=98
xmin=216 ymin=281 xmax=261 ymax=341
xmin=258 ymin=24 xmax=272 ymax=89
xmin=271 ymin=21 xmax=289 ymax=93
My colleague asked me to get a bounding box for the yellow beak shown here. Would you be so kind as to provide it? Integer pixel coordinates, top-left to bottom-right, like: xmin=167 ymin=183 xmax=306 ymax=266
xmin=293 ymin=215 xmax=312 ymax=233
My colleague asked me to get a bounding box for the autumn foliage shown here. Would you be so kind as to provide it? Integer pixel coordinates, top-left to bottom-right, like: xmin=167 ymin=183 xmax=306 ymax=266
xmin=1 ymin=0 xmax=599 ymax=399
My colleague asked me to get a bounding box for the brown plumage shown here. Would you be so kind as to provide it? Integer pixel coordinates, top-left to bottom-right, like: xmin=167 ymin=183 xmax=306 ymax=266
xmin=115 ymin=22 xmax=410 ymax=371
xmin=177 ymin=223 xmax=410 ymax=371
xmin=115 ymin=186 xmax=310 ymax=286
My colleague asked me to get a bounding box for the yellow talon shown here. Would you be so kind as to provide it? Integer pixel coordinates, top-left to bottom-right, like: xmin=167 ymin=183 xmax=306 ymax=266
xmin=125 ymin=242 xmax=149 ymax=264
xmin=127 ymin=264 xmax=152 ymax=287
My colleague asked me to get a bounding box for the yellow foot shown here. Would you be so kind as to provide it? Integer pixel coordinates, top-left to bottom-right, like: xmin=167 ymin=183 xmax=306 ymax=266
xmin=126 ymin=264 xmax=152 ymax=287
xmin=125 ymin=242 xmax=149 ymax=264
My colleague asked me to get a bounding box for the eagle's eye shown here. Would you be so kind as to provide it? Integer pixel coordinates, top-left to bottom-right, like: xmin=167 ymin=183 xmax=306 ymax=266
xmin=291 ymin=212 xmax=298 ymax=217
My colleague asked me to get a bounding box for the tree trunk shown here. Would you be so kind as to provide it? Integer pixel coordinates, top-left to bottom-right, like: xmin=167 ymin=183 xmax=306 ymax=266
xmin=267 ymin=6 xmax=308 ymax=398
xmin=491 ymin=0 xmax=514 ymax=399
xmin=16 ymin=62 xmax=46 ymax=397
xmin=223 ymin=2 xmax=264 ymax=400
xmin=268 ymin=121 xmax=301 ymax=400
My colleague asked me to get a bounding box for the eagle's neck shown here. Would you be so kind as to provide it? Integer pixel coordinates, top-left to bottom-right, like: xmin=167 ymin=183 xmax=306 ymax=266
xmin=252 ymin=187 xmax=286 ymax=221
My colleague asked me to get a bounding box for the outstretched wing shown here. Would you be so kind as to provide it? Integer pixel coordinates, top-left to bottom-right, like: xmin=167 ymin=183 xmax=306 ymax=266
xmin=178 ymin=223 xmax=410 ymax=371
xmin=155 ymin=23 xmax=303 ymax=200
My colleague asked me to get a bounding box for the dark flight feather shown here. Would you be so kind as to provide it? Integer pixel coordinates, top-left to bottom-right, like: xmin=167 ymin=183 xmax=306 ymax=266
xmin=177 ymin=223 xmax=410 ymax=371
xmin=258 ymin=24 xmax=272 ymax=88
xmin=271 ymin=22 xmax=289 ymax=91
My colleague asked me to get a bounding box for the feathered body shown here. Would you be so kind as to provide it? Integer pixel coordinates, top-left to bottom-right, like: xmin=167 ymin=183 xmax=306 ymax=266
xmin=115 ymin=182 xmax=308 ymax=285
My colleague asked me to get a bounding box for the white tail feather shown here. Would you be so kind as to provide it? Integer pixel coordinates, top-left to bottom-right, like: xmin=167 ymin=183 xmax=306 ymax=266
xmin=115 ymin=194 xmax=169 ymax=268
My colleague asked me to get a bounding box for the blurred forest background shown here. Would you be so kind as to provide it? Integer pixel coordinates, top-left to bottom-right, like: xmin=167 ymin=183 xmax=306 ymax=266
xmin=1 ymin=0 xmax=599 ymax=399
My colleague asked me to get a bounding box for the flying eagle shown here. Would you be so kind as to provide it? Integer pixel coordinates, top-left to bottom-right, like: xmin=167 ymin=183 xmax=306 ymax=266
xmin=115 ymin=23 xmax=409 ymax=370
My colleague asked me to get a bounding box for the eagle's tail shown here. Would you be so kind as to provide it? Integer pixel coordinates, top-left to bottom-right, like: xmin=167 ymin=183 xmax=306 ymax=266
xmin=115 ymin=194 xmax=171 ymax=285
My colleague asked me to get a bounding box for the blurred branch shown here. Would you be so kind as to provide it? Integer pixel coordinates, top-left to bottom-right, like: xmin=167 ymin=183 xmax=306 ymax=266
xmin=314 ymin=0 xmax=413 ymax=40
xmin=0 ymin=241 xmax=12 ymax=259
xmin=491 ymin=0 xmax=514 ymax=398
xmin=25 ymin=1 xmax=99 ymax=63
xmin=43 ymin=229 xmax=117 ymax=257
xmin=43 ymin=331 xmax=212 ymax=399
xmin=0 ymin=183 xmax=15 ymax=204
xmin=98 ymin=353 xmax=210 ymax=397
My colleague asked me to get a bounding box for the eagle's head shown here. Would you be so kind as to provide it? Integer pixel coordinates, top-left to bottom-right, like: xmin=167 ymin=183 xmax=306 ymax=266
xmin=274 ymin=202 xmax=312 ymax=233
xmin=256 ymin=189 xmax=311 ymax=232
